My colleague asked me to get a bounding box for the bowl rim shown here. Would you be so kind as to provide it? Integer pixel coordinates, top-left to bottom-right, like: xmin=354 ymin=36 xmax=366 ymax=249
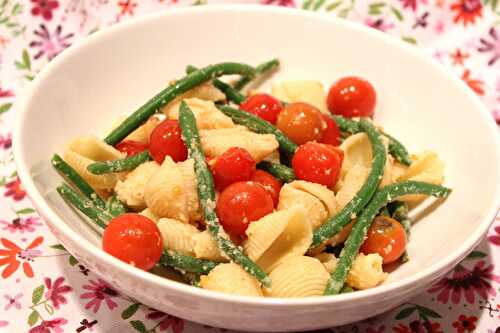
xmin=13 ymin=4 xmax=500 ymax=306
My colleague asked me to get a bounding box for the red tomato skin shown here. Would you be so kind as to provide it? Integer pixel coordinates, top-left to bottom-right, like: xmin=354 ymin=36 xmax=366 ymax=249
xmin=102 ymin=213 xmax=163 ymax=271
xmin=212 ymin=147 xmax=256 ymax=191
xmin=250 ymin=170 xmax=282 ymax=207
xmin=149 ymin=119 xmax=188 ymax=164
xmin=116 ymin=140 xmax=149 ymax=156
xmin=291 ymin=142 xmax=344 ymax=187
xmin=216 ymin=181 xmax=274 ymax=237
xmin=319 ymin=115 xmax=341 ymax=146
xmin=327 ymin=76 xmax=376 ymax=118
xmin=360 ymin=216 xmax=407 ymax=265
xmin=240 ymin=93 xmax=283 ymax=124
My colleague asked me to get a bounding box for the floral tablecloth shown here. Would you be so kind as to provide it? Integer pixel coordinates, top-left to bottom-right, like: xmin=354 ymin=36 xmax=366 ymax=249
xmin=1 ymin=0 xmax=500 ymax=332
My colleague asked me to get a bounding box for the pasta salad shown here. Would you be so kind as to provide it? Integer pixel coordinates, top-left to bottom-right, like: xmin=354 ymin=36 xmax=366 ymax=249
xmin=51 ymin=59 xmax=451 ymax=298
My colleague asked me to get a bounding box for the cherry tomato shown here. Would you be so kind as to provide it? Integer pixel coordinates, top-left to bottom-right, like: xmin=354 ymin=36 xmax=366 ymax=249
xmin=216 ymin=181 xmax=274 ymax=237
xmin=116 ymin=140 xmax=149 ymax=156
xmin=250 ymin=170 xmax=282 ymax=207
xmin=276 ymin=102 xmax=325 ymax=145
xmin=327 ymin=76 xmax=376 ymax=118
xmin=212 ymin=147 xmax=256 ymax=191
xmin=319 ymin=115 xmax=341 ymax=146
xmin=360 ymin=216 xmax=407 ymax=265
xmin=102 ymin=213 xmax=163 ymax=271
xmin=149 ymin=119 xmax=188 ymax=163
xmin=292 ymin=142 xmax=343 ymax=187
xmin=240 ymin=93 xmax=283 ymax=124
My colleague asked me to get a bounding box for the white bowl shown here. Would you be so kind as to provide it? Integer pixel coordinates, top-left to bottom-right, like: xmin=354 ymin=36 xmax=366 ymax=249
xmin=13 ymin=5 xmax=500 ymax=332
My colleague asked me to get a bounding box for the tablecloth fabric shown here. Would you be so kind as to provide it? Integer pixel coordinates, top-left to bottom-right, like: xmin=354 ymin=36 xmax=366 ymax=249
xmin=0 ymin=0 xmax=499 ymax=332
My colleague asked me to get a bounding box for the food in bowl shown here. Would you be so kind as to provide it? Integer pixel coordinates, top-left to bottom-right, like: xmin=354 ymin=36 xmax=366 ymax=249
xmin=50 ymin=59 xmax=451 ymax=298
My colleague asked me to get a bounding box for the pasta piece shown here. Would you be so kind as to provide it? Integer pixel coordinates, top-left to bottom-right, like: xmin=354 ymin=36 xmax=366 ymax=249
xmin=144 ymin=157 xmax=202 ymax=222
xmin=314 ymin=253 xmax=338 ymax=273
xmin=336 ymin=164 xmax=369 ymax=210
xmin=125 ymin=115 xmax=161 ymax=144
xmin=263 ymin=256 xmax=330 ymax=297
xmin=278 ymin=181 xmax=337 ymax=229
xmin=114 ymin=161 xmax=160 ymax=210
xmin=193 ymin=230 xmax=228 ymax=262
xmin=156 ymin=218 xmax=200 ymax=256
xmin=200 ymin=263 xmax=263 ymax=296
xmin=346 ymin=253 xmax=388 ymax=290
xmin=244 ymin=206 xmax=312 ymax=273
xmin=164 ymin=98 xmax=235 ymax=130
xmin=161 ymin=81 xmax=225 ymax=115
xmin=63 ymin=136 xmax=125 ymax=190
xmin=271 ymin=80 xmax=329 ymax=114
xmin=200 ymin=127 xmax=279 ymax=162
xmin=140 ymin=208 xmax=159 ymax=223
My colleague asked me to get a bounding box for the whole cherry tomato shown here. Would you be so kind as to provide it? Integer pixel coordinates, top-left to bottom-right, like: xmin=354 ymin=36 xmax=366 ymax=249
xmin=360 ymin=216 xmax=407 ymax=265
xmin=327 ymin=76 xmax=376 ymax=118
xmin=149 ymin=119 xmax=188 ymax=163
xmin=116 ymin=140 xmax=149 ymax=156
xmin=240 ymin=93 xmax=283 ymax=124
xmin=212 ymin=147 xmax=256 ymax=191
xmin=319 ymin=115 xmax=341 ymax=146
xmin=250 ymin=170 xmax=282 ymax=207
xmin=276 ymin=102 xmax=325 ymax=145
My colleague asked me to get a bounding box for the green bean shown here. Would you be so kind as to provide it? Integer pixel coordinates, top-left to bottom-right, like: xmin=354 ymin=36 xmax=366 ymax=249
xmin=384 ymin=132 xmax=412 ymax=166
xmin=311 ymin=119 xmax=386 ymax=249
xmin=218 ymin=105 xmax=298 ymax=156
xmin=340 ymin=286 xmax=354 ymax=294
xmin=324 ymin=181 xmax=451 ymax=295
xmin=104 ymin=63 xmax=256 ymax=145
xmin=179 ymin=101 xmax=271 ymax=287
xmin=87 ymin=150 xmax=151 ymax=175
xmin=106 ymin=194 xmax=127 ymax=217
xmin=159 ymin=250 xmax=218 ymax=275
xmin=51 ymin=154 xmax=106 ymax=209
xmin=56 ymin=183 xmax=111 ymax=229
xmin=257 ymin=161 xmax=296 ymax=183
xmin=233 ymin=58 xmax=280 ymax=91
xmin=330 ymin=115 xmax=361 ymax=134
xmin=389 ymin=201 xmax=411 ymax=263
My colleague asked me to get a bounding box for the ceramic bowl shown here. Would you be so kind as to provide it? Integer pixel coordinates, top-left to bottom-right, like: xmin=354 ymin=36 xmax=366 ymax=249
xmin=13 ymin=5 xmax=500 ymax=332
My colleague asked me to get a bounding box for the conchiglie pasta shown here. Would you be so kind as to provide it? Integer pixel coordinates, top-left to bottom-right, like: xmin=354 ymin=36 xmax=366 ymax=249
xmin=346 ymin=253 xmax=387 ymax=290
xmin=314 ymin=253 xmax=338 ymax=273
xmin=164 ymin=98 xmax=235 ymax=130
xmin=161 ymin=81 xmax=225 ymax=113
xmin=244 ymin=206 xmax=312 ymax=273
xmin=140 ymin=208 xmax=159 ymax=223
xmin=200 ymin=127 xmax=279 ymax=162
xmin=125 ymin=115 xmax=161 ymax=144
xmin=336 ymin=164 xmax=369 ymax=210
xmin=193 ymin=230 xmax=228 ymax=262
xmin=200 ymin=263 xmax=263 ymax=296
xmin=271 ymin=80 xmax=329 ymax=114
xmin=114 ymin=161 xmax=160 ymax=210
xmin=144 ymin=157 xmax=202 ymax=222
xmin=63 ymin=136 xmax=125 ymax=190
xmin=156 ymin=218 xmax=200 ymax=256
xmin=278 ymin=181 xmax=337 ymax=229
xmin=263 ymin=256 xmax=330 ymax=297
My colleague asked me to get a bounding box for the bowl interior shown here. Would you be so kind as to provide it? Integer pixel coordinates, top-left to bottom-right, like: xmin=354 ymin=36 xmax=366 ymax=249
xmin=15 ymin=6 xmax=500 ymax=293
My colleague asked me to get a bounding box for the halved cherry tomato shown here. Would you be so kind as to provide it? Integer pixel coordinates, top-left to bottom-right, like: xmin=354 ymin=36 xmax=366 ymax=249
xmin=102 ymin=213 xmax=163 ymax=270
xmin=149 ymin=119 xmax=188 ymax=163
xmin=216 ymin=181 xmax=274 ymax=238
xmin=250 ymin=170 xmax=282 ymax=207
xmin=319 ymin=115 xmax=341 ymax=146
xmin=116 ymin=140 xmax=149 ymax=156
xmin=292 ymin=142 xmax=343 ymax=187
xmin=276 ymin=102 xmax=325 ymax=145
xmin=327 ymin=76 xmax=376 ymax=118
xmin=240 ymin=93 xmax=283 ymax=124
xmin=212 ymin=147 xmax=256 ymax=191
xmin=360 ymin=216 xmax=407 ymax=265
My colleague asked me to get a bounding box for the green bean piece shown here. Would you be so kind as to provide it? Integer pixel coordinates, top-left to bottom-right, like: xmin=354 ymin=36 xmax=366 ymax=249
xmin=340 ymin=286 xmax=354 ymax=294
xmin=87 ymin=150 xmax=151 ymax=175
xmin=51 ymin=154 xmax=106 ymax=209
xmin=233 ymin=58 xmax=280 ymax=91
xmin=330 ymin=115 xmax=361 ymax=134
xmin=179 ymin=101 xmax=271 ymax=287
xmin=384 ymin=132 xmax=412 ymax=166
xmin=324 ymin=181 xmax=451 ymax=295
xmin=389 ymin=201 xmax=411 ymax=263
xmin=104 ymin=63 xmax=256 ymax=145
xmin=257 ymin=161 xmax=296 ymax=183
xmin=311 ymin=119 xmax=387 ymax=249
xmin=182 ymin=272 xmax=201 ymax=287
xmin=106 ymin=194 xmax=127 ymax=217
xmin=159 ymin=250 xmax=218 ymax=275
xmin=218 ymin=105 xmax=298 ymax=156
xmin=56 ymin=183 xmax=111 ymax=229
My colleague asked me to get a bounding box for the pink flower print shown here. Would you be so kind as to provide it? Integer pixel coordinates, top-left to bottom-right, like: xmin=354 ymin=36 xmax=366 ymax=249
xmin=488 ymin=225 xmax=500 ymax=246
xmin=29 ymin=24 xmax=73 ymax=60
xmin=400 ymin=0 xmax=428 ymax=11
xmin=434 ymin=20 xmax=445 ymax=34
xmin=261 ymin=0 xmax=296 ymax=6
xmin=428 ymin=260 xmax=500 ymax=304
xmin=80 ymin=278 xmax=118 ymax=313
xmin=3 ymin=293 xmax=22 ymax=310
xmin=29 ymin=318 xmax=67 ymax=333
xmin=0 ymin=321 xmax=8 ymax=327
xmin=44 ymin=276 xmax=72 ymax=309
xmin=478 ymin=27 xmax=500 ymax=66
xmin=364 ymin=18 xmax=395 ymax=32
xmin=3 ymin=177 xmax=26 ymax=201
xmin=1 ymin=217 xmax=42 ymax=234
xmin=31 ymin=0 xmax=59 ymax=21
xmin=0 ymin=86 xmax=13 ymax=97
xmin=492 ymin=110 xmax=500 ymax=125
xmin=146 ymin=309 xmax=184 ymax=333
xmin=0 ymin=133 xmax=12 ymax=149
xmin=451 ymin=0 xmax=483 ymax=26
